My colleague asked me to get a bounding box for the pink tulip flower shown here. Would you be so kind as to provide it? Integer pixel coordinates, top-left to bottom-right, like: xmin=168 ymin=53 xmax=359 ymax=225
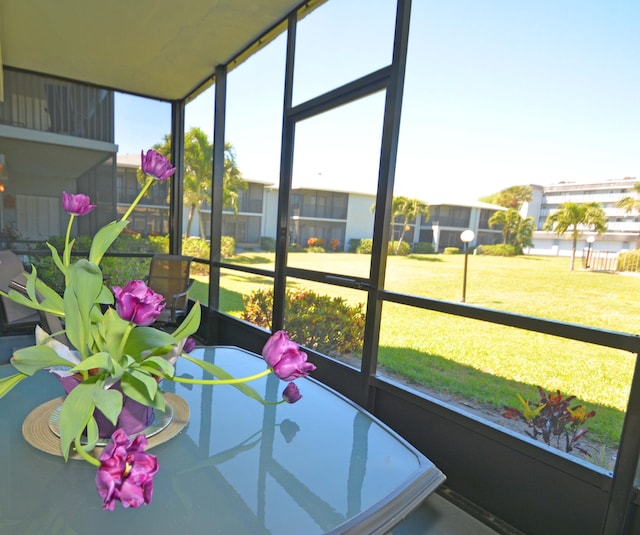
xmin=282 ymin=382 xmax=302 ymax=403
xmin=113 ymin=280 xmax=165 ymax=326
xmin=141 ymin=149 xmax=175 ymax=181
xmin=96 ymin=429 xmax=159 ymax=511
xmin=62 ymin=191 xmax=96 ymax=216
xmin=262 ymin=330 xmax=316 ymax=381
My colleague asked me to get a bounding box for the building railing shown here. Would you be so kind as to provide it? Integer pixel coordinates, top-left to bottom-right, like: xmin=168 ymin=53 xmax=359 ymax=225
xmin=0 ymin=68 xmax=114 ymax=142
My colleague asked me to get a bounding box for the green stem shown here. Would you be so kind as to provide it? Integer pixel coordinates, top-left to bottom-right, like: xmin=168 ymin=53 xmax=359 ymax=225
xmin=120 ymin=177 xmax=154 ymax=222
xmin=117 ymin=323 xmax=135 ymax=360
xmin=166 ymin=367 xmax=272 ymax=385
xmin=74 ymin=434 xmax=100 ymax=467
xmin=64 ymin=214 xmax=75 ymax=267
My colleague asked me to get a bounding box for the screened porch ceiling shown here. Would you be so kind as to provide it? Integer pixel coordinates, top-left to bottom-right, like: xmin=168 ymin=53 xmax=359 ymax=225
xmin=1 ymin=0 xmax=320 ymax=101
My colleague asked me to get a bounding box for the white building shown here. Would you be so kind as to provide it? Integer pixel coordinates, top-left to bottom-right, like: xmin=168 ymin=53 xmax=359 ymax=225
xmin=522 ymin=177 xmax=640 ymax=257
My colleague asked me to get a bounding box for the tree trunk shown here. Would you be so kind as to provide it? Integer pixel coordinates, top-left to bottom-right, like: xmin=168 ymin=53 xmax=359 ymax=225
xmin=184 ymin=204 xmax=196 ymax=238
xmin=570 ymin=232 xmax=577 ymax=271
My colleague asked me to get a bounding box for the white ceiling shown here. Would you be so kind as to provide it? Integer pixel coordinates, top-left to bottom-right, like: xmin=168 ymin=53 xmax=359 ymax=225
xmin=0 ymin=0 xmax=316 ymax=101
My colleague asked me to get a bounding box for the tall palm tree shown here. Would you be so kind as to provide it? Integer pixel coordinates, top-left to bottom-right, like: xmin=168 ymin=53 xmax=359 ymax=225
xmin=616 ymin=181 xmax=640 ymax=213
xmin=616 ymin=181 xmax=640 ymax=247
xmin=488 ymin=209 xmax=521 ymax=244
xmin=391 ymin=196 xmax=430 ymax=254
xmin=153 ymin=128 xmax=246 ymax=239
xmin=543 ymin=202 xmax=607 ymax=270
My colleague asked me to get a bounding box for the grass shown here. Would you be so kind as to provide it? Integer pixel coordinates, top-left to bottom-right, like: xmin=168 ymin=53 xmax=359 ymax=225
xmin=193 ymin=251 xmax=640 ymax=448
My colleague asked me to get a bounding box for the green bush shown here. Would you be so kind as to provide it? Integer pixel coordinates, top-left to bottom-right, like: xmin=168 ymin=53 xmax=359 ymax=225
xmin=305 ymin=246 xmax=326 ymax=253
xmin=348 ymin=238 xmax=361 ymax=253
xmin=616 ymin=250 xmax=640 ymax=272
xmin=412 ymin=242 xmax=436 ymax=254
xmin=477 ymin=244 xmax=521 ymax=257
xmin=260 ymin=236 xmax=276 ymax=252
xmin=356 ymin=239 xmax=373 ymax=254
xmin=388 ymin=240 xmax=411 ymax=256
xmin=443 ymin=247 xmax=460 ymax=254
xmin=242 ymin=288 xmax=366 ymax=356
xmin=221 ymin=235 xmax=235 ymax=258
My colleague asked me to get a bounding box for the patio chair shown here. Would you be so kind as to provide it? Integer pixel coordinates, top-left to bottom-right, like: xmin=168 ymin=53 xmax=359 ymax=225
xmin=0 ymin=250 xmax=41 ymax=335
xmin=146 ymin=254 xmax=194 ymax=327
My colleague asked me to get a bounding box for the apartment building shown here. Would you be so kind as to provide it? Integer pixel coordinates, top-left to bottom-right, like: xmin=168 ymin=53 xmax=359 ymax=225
xmin=522 ymin=178 xmax=640 ymax=256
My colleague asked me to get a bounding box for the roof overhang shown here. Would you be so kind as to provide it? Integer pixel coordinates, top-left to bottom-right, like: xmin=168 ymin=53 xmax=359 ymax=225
xmin=0 ymin=0 xmax=320 ymax=101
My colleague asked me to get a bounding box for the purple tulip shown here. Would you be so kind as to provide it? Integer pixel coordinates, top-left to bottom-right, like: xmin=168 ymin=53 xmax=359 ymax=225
xmin=183 ymin=337 xmax=196 ymax=353
xmin=62 ymin=191 xmax=96 ymax=216
xmin=112 ymin=280 xmax=165 ymax=326
xmin=262 ymin=330 xmax=316 ymax=381
xmin=96 ymin=429 xmax=159 ymax=511
xmin=141 ymin=149 xmax=176 ymax=181
xmin=282 ymin=382 xmax=302 ymax=403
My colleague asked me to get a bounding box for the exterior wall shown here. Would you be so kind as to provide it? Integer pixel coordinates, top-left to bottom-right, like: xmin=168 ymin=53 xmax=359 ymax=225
xmin=344 ymin=192 xmax=375 ymax=251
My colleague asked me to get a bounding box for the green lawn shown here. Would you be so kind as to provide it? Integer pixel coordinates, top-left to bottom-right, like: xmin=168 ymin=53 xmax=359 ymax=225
xmin=193 ymin=252 xmax=640 ymax=448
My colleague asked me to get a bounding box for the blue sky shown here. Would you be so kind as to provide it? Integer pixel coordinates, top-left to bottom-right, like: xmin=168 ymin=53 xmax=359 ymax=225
xmin=115 ymin=0 xmax=640 ymax=203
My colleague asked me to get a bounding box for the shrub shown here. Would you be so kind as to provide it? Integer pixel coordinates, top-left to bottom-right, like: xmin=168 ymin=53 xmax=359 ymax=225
xmin=478 ymin=244 xmax=521 ymax=257
xmin=503 ymin=387 xmax=596 ymax=457
xmin=388 ymin=240 xmax=411 ymax=256
xmin=348 ymin=238 xmax=361 ymax=253
xmin=617 ymin=250 xmax=640 ymax=272
xmin=329 ymin=239 xmax=340 ymax=252
xmin=307 ymin=237 xmax=325 ymax=248
xmin=305 ymin=246 xmax=326 ymax=253
xmin=242 ymin=288 xmax=366 ymax=356
xmin=443 ymin=247 xmax=460 ymax=255
xmin=260 ymin=236 xmax=276 ymax=252
xmin=356 ymin=239 xmax=373 ymax=254
xmin=221 ymin=235 xmax=235 ymax=258
xmin=412 ymin=242 xmax=435 ymax=254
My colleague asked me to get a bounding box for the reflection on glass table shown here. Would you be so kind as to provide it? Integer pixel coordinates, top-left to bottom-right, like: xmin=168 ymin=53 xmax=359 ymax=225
xmin=0 ymin=346 xmax=444 ymax=534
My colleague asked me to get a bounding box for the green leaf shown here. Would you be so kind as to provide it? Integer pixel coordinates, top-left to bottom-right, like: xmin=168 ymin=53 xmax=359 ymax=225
xmin=98 ymin=308 xmax=130 ymax=360
xmin=170 ymin=302 xmax=201 ymax=341
xmin=46 ymin=242 xmax=66 ymax=276
xmin=71 ymin=352 xmax=112 ymax=373
xmin=64 ymin=260 xmax=104 ymax=355
xmin=180 ymin=354 xmax=265 ymax=404
xmin=93 ymin=387 xmax=122 ymax=426
xmin=121 ymin=372 xmax=164 ymax=410
xmin=0 ymin=373 xmax=28 ymax=398
xmin=59 ymin=382 xmax=98 ymax=460
xmin=97 ymin=284 xmax=115 ymax=305
xmin=140 ymin=356 xmax=175 ymax=376
xmin=89 ymin=220 xmax=129 ymax=265
xmin=124 ymin=327 xmax=176 ymax=359
xmin=11 ymin=345 xmax=75 ymax=376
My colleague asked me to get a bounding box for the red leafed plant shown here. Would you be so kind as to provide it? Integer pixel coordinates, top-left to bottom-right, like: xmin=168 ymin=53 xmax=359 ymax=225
xmin=502 ymin=386 xmax=596 ymax=457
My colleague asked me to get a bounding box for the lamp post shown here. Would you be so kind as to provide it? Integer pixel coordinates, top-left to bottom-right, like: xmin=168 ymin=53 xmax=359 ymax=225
xmin=586 ymin=235 xmax=595 ymax=269
xmin=460 ymin=229 xmax=475 ymax=303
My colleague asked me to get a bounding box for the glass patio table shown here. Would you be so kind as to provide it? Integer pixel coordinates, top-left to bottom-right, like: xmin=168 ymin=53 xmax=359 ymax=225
xmin=0 ymin=345 xmax=445 ymax=534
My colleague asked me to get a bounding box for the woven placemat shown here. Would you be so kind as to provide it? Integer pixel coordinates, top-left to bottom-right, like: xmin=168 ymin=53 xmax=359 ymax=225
xmin=22 ymin=393 xmax=189 ymax=460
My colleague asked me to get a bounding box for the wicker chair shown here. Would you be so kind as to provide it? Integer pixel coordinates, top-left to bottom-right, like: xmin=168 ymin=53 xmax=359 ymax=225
xmin=146 ymin=254 xmax=194 ymax=327
xmin=0 ymin=250 xmax=41 ymax=335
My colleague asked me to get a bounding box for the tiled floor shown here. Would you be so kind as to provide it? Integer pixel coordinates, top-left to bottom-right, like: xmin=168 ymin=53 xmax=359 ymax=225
xmin=391 ymin=491 xmax=508 ymax=535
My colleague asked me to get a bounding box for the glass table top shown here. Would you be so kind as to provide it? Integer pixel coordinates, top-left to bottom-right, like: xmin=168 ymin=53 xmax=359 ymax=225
xmin=0 ymin=345 xmax=444 ymax=534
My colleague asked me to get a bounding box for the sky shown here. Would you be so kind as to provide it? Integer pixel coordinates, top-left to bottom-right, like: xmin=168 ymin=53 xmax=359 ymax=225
xmin=115 ymin=0 xmax=640 ymax=204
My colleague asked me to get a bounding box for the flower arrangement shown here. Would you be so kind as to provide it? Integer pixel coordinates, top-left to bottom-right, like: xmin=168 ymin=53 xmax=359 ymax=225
xmin=0 ymin=149 xmax=315 ymax=510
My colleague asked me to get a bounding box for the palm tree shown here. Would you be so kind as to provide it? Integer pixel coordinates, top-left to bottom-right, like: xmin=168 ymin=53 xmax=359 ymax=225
xmin=616 ymin=181 xmax=640 ymax=247
xmin=481 ymin=185 xmax=533 ymax=210
xmin=616 ymin=181 xmax=640 ymax=213
xmin=512 ymin=216 xmax=535 ymax=250
xmin=543 ymin=202 xmax=607 ymax=270
xmin=153 ymin=128 xmax=246 ymax=239
xmin=391 ymin=196 xmax=430 ymax=254
xmin=488 ymin=209 xmax=521 ymax=244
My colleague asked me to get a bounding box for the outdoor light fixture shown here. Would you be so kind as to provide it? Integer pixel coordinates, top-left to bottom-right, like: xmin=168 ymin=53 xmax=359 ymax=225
xmin=460 ymin=229 xmax=475 ymax=303
xmin=586 ymin=235 xmax=595 ymax=269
